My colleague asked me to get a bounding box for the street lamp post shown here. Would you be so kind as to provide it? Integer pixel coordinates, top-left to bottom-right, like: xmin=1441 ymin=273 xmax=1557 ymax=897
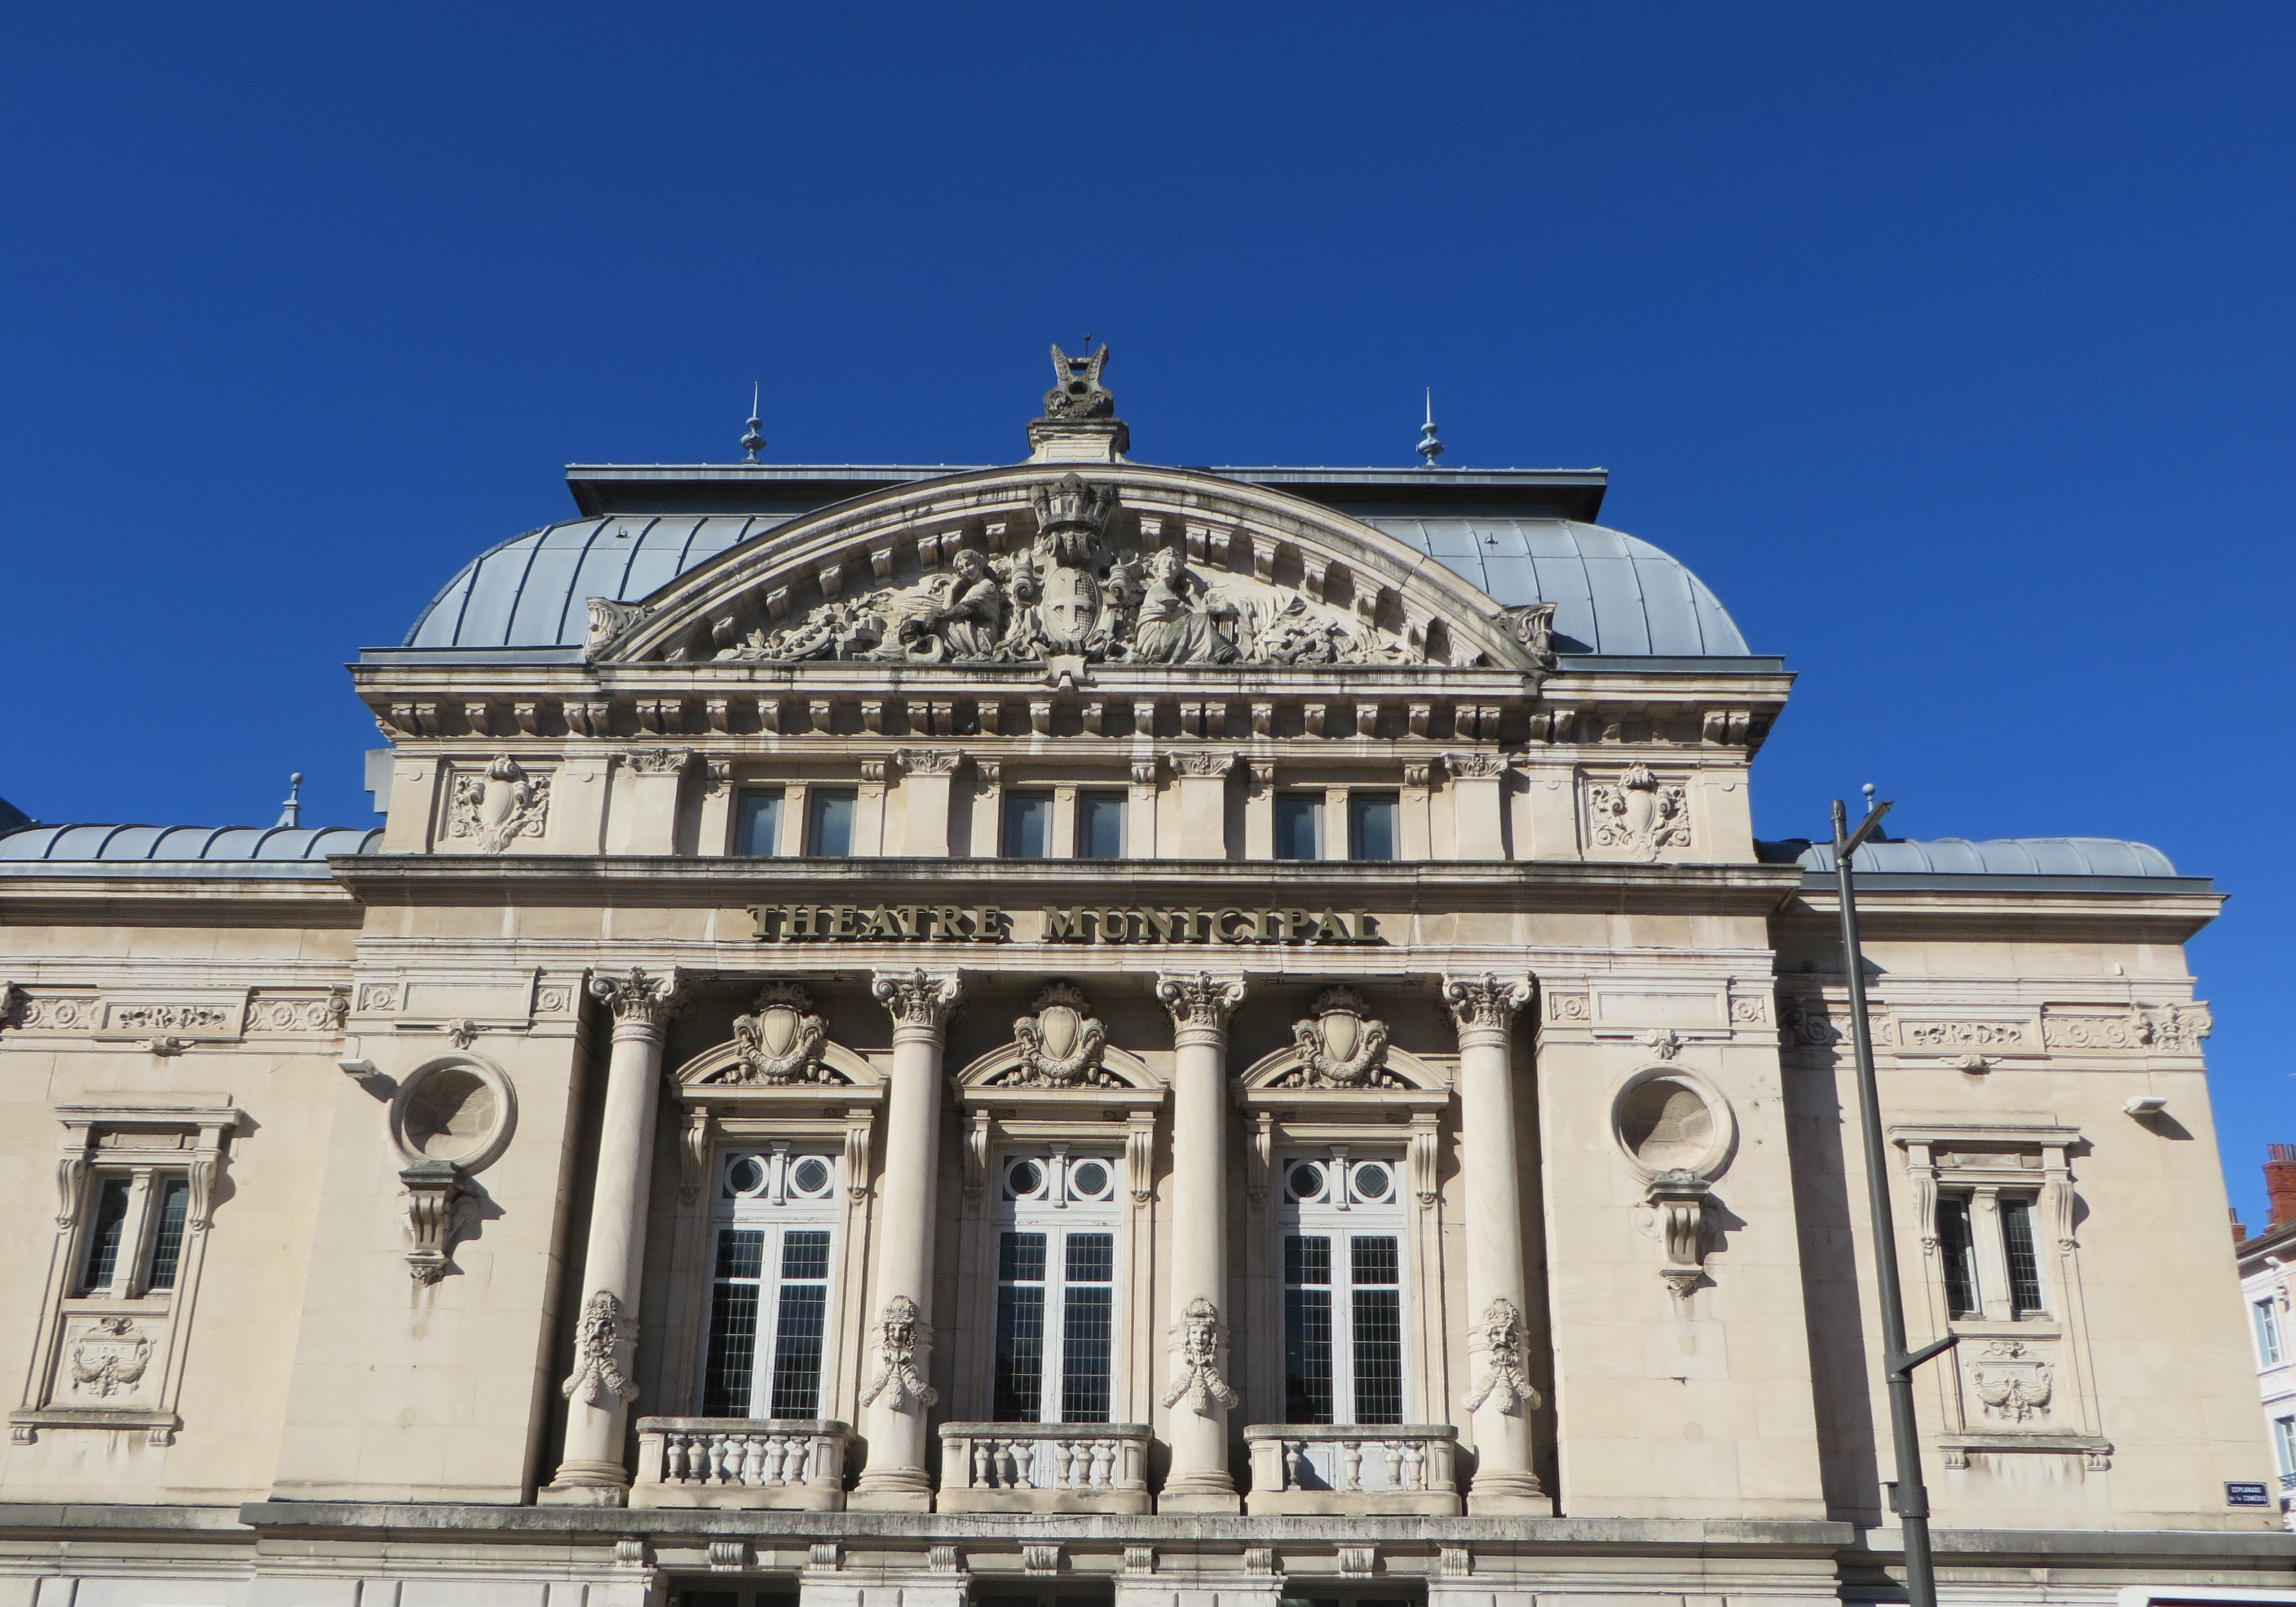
xmin=1832 ymin=788 xmax=1958 ymax=1607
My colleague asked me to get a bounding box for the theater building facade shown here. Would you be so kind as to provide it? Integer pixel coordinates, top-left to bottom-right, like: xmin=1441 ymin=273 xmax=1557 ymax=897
xmin=1 ymin=360 xmax=2289 ymax=1607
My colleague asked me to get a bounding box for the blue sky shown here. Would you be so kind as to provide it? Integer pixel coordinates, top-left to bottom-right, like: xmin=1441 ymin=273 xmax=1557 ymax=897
xmin=3 ymin=6 xmax=2290 ymax=1221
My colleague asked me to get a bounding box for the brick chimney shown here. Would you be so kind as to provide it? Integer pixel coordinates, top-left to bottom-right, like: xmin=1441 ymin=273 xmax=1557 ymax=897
xmin=2267 ymin=1144 xmax=2296 ymax=1229
xmin=2233 ymin=1207 xmax=2250 ymax=1246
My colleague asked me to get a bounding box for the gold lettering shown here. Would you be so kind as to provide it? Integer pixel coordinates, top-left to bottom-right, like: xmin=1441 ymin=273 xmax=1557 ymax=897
xmin=1314 ymin=909 xmax=1350 ymax=943
xmin=1140 ymin=908 xmax=1186 ymax=943
xmin=831 ymin=906 xmax=861 ymax=939
xmin=789 ymin=906 xmax=823 ymax=939
xmin=746 ymin=904 xmax=779 ymax=939
xmin=869 ymin=907 xmax=907 ymax=939
xmin=1045 ymin=908 xmax=1091 ymax=942
xmin=1216 ymin=908 xmax=1254 ymax=943
xmin=1284 ymin=908 xmax=1318 ymax=943
xmin=1099 ymin=909 xmax=1132 ymax=943
xmin=1353 ymin=910 xmax=1377 ymax=943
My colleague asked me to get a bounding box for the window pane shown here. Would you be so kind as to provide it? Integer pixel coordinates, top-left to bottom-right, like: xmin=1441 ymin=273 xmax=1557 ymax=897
xmin=1349 ymin=792 xmax=1398 ymax=861
xmin=1000 ymin=1230 xmax=1047 ymax=1283
xmin=2277 ymin=1416 xmax=2296 ymax=1475
xmin=780 ymin=1229 xmax=831 ymax=1282
xmin=1066 ymin=1232 xmax=1114 ymax=1283
xmin=1352 ymin=1286 xmax=1405 ymax=1424
xmin=1284 ymin=1286 xmax=1335 ymax=1424
xmin=1078 ymin=791 xmax=1125 ymax=859
xmin=1274 ymin=794 xmax=1323 ymax=861
xmin=81 ymin=1177 xmax=133 ymax=1294
xmin=1062 ymin=1284 xmax=1115 ymax=1423
xmin=2001 ymin=1198 xmax=2044 ymax=1318
xmin=145 ymin=1179 xmax=191 ymax=1291
xmin=1284 ymin=1234 xmax=1331 ymax=1287
xmin=769 ymin=1281 xmax=828 ymax=1418
xmin=807 ymin=788 xmax=855 ymax=856
xmin=701 ymin=1229 xmax=764 ymax=1418
xmin=2258 ymin=1301 xmax=2287 ymax=1366
xmin=735 ymin=789 xmax=784 ymax=856
xmin=994 ymin=1286 xmax=1046 ymax=1421
xmin=1351 ymin=1235 xmax=1399 ymax=1287
xmin=1936 ymin=1197 xmax=1980 ymax=1318
xmin=1003 ymin=792 xmax=1051 ymax=858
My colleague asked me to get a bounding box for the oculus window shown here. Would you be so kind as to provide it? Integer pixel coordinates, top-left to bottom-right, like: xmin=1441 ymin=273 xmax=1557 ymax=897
xmin=700 ymin=1150 xmax=841 ymax=1419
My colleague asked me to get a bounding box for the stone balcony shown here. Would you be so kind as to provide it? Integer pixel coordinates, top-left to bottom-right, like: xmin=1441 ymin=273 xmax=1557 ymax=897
xmin=629 ymin=1417 xmax=849 ymax=1510
xmin=936 ymin=1421 xmax=1152 ymax=1513
xmin=1242 ymin=1423 xmax=1461 ymax=1515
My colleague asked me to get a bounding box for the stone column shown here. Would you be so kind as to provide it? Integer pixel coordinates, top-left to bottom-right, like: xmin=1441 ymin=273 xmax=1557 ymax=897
xmin=542 ymin=966 xmax=683 ymax=1505
xmin=1443 ymin=972 xmax=1549 ymax=1514
xmin=1155 ymin=971 xmax=1247 ymax=1512
xmin=850 ymin=968 xmax=963 ymax=1510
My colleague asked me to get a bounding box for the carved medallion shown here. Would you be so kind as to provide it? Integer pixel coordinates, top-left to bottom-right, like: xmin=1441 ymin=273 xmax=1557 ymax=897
xmin=1006 ymin=983 xmax=1111 ymax=1088
xmin=1587 ymin=764 xmax=1691 ymax=862
xmin=448 ymin=756 xmax=550 ymax=853
xmin=1283 ymin=988 xmax=1397 ymax=1088
xmin=1970 ymin=1340 xmax=2054 ymax=1424
xmin=726 ymin=983 xmax=832 ymax=1085
xmin=68 ymin=1317 xmax=152 ymax=1398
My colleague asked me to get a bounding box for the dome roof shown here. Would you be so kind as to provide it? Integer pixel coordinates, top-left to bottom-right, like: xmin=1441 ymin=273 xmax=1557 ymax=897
xmin=0 ymin=823 xmax=382 ymax=862
xmin=399 ymin=481 xmax=1754 ymax=657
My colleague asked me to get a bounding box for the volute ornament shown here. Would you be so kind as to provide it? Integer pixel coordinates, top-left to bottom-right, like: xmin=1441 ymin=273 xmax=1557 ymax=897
xmin=1009 ymin=983 xmax=1111 ymax=1088
xmin=1285 ymin=988 xmax=1397 ymax=1088
xmin=729 ymin=984 xmax=831 ymax=1085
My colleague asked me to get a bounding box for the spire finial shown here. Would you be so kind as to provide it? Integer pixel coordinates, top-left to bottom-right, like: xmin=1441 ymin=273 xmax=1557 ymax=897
xmin=1418 ymin=387 xmax=1445 ymax=468
xmin=740 ymin=382 xmax=766 ymax=463
xmin=275 ymin=772 xmax=304 ymax=829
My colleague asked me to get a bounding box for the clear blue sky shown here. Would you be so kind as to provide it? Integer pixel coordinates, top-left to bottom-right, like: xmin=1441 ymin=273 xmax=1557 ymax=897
xmin=4 ymin=6 xmax=2289 ymax=1221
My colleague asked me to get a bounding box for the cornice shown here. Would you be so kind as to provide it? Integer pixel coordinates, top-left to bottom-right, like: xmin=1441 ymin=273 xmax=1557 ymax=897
xmin=0 ymin=875 xmax=364 ymax=929
xmin=1777 ymin=884 xmax=2223 ymax=944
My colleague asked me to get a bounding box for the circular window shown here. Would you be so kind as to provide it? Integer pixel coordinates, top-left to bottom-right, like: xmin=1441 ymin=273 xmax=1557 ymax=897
xmin=1006 ymin=1159 xmax=1045 ymax=1199
xmin=726 ymin=1154 xmax=768 ymax=1196
xmin=1611 ymin=1070 xmax=1733 ymax=1179
xmin=1070 ymin=1159 xmax=1112 ymax=1199
xmin=789 ymin=1156 xmax=832 ymax=1196
xmin=1284 ymin=1160 xmax=1327 ymax=1204
xmin=390 ymin=1058 xmax=516 ymax=1173
xmin=1350 ymin=1161 xmax=1395 ymax=1203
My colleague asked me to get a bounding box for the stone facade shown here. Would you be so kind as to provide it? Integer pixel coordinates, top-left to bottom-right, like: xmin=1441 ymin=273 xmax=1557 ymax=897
xmin=0 ymin=364 xmax=2288 ymax=1605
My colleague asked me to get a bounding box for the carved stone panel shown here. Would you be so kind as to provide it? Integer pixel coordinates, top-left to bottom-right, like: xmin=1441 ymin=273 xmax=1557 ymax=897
xmin=1583 ymin=765 xmax=1692 ymax=861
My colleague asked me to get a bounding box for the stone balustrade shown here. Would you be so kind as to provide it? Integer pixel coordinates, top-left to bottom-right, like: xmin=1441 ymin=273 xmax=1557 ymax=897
xmin=629 ymin=1417 xmax=849 ymax=1510
xmin=1242 ymin=1423 xmax=1460 ymax=1515
xmin=936 ymin=1421 xmax=1152 ymax=1513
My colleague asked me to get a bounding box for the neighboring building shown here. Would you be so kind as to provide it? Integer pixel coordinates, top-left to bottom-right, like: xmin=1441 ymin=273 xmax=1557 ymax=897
xmin=1 ymin=354 xmax=2289 ymax=1606
xmin=2238 ymin=1147 xmax=2296 ymax=1528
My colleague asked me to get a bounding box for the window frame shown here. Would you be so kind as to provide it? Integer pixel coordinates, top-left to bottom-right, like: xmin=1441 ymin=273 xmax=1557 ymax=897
xmin=1002 ymin=790 xmax=1054 ymax=859
xmin=1275 ymin=1152 xmax=1410 ymax=1427
xmin=697 ymin=1146 xmax=845 ymax=1422
xmin=989 ymin=1150 xmax=1125 ymax=1424
xmin=806 ymin=788 xmax=857 ymax=856
xmin=1346 ymin=791 xmax=1400 ymax=862
xmin=1274 ymin=792 xmax=1325 ymax=861
xmin=733 ymin=788 xmax=785 ymax=858
xmin=1075 ymin=789 xmax=1127 ymax=860
xmin=2257 ymin=1298 xmax=2288 ymax=1369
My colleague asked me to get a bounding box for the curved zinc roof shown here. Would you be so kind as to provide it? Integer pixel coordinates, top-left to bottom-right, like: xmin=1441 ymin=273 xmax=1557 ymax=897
xmin=0 ymin=824 xmax=382 ymax=861
xmin=1755 ymin=837 xmax=2179 ymax=877
xmin=405 ymin=515 xmax=801 ymax=650
xmin=401 ymin=500 xmax=1753 ymax=657
xmin=1353 ymin=515 xmax=1750 ymax=656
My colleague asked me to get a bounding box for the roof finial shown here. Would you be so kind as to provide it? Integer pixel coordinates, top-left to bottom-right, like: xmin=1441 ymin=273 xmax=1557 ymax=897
xmin=1418 ymin=388 xmax=1445 ymax=468
xmin=275 ymin=772 xmax=304 ymax=829
xmin=740 ymin=382 xmax=766 ymax=463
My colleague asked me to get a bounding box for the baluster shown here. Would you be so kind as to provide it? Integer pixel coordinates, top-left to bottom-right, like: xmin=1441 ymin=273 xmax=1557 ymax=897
xmin=1340 ymin=1438 xmax=1363 ymax=1493
xmin=735 ymin=1434 xmax=761 ymax=1485
xmin=707 ymin=1434 xmax=731 ymax=1484
xmin=1009 ymin=1440 xmax=1033 ymax=1490
xmin=1401 ymin=1438 xmax=1425 ymax=1490
xmin=664 ymin=1433 xmax=689 ymax=1483
xmin=1090 ymin=1439 xmax=1114 ymax=1489
xmin=1285 ymin=1440 xmax=1309 ymax=1490
xmin=971 ymin=1437 xmax=991 ymax=1489
xmin=1054 ymin=1438 xmax=1076 ymax=1489
xmin=763 ymin=1433 xmax=788 ymax=1486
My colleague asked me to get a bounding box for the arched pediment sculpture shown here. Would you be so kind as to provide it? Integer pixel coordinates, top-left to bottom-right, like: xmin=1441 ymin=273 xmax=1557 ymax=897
xmin=955 ymin=1037 xmax=1159 ymax=1093
xmin=583 ymin=466 xmax=1545 ymax=675
xmin=1240 ymin=1008 xmax=1446 ymax=1094
xmin=1006 ymin=982 xmax=1112 ymax=1088
xmin=673 ymin=987 xmax=878 ymax=1090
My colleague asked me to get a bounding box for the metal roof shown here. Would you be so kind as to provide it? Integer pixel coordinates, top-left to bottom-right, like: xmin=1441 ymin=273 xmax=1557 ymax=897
xmin=402 ymin=479 xmax=1751 ymax=657
xmin=1755 ymin=837 xmax=2179 ymax=876
xmin=0 ymin=824 xmax=382 ymax=863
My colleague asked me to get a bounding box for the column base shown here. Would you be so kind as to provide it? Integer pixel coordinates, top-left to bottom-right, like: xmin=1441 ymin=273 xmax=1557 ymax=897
xmin=849 ymin=1469 xmax=934 ymax=1512
xmin=539 ymin=1460 xmax=631 ymax=1507
xmin=1156 ymin=1474 xmax=1241 ymax=1514
xmin=1467 ymin=1472 xmax=1553 ymax=1516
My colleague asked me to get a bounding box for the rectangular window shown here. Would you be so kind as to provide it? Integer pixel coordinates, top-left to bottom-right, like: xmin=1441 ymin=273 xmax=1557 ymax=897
xmin=144 ymin=1178 xmax=191 ymax=1291
xmin=2000 ymin=1197 xmax=2045 ymax=1318
xmin=994 ymin=1231 xmax=1048 ymax=1419
xmin=700 ymin=1207 xmax=837 ymax=1419
xmin=1076 ymin=791 xmax=1126 ymax=859
xmin=1348 ymin=792 xmax=1399 ymax=862
xmin=806 ymin=788 xmax=855 ymax=856
xmin=1060 ymin=1233 xmax=1115 ymax=1422
xmin=701 ymin=1229 xmax=765 ymax=1418
xmin=1936 ymin=1197 xmax=1980 ymax=1319
xmin=2276 ymin=1415 xmax=2296 ymax=1476
xmin=2258 ymin=1300 xmax=2288 ymax=1368
xmin=768 ymin=1230 xmax=830 ymax=1417
xmin=79 ymin=1177 xmax=135 ymax=1295
xmin=1282 ymin=1230 xmax=1406 ymax=1426
xmin=1274 ymin=793 xmax=1323 ymax=861
xmin=1003 ymin=792 xmax=1052 ymax=859
xmin=735 ymin=789 xmax=784 ymax=856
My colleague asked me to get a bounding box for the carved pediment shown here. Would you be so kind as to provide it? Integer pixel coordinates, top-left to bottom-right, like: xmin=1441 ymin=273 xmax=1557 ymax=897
xmin=586 ymin=468 xmax=1544 ymax=675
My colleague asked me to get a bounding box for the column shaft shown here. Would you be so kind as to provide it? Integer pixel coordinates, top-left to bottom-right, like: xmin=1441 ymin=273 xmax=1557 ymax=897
xmin=542 ymin=967 xmax=681 ymax=1505
xmin=1156 ymin=972 xmax=1246 ymax=1512
xmin=850 ymin=969 xmax=961 ymax=1511
xmin=1444 ymin=973 xmax=1550 ymax=1515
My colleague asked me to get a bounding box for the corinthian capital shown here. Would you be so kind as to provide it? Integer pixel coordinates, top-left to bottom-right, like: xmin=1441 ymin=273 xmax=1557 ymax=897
xmin=872 ymin=969 xmax=963 ymax=1034
xmin=1157 ymin=971 xmax=1247 ymax=1034
xmin=588 ymin=967 xmax=685 ymax=1031
xmin=1442 ymin=973 xmax=1534 ymax=1040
